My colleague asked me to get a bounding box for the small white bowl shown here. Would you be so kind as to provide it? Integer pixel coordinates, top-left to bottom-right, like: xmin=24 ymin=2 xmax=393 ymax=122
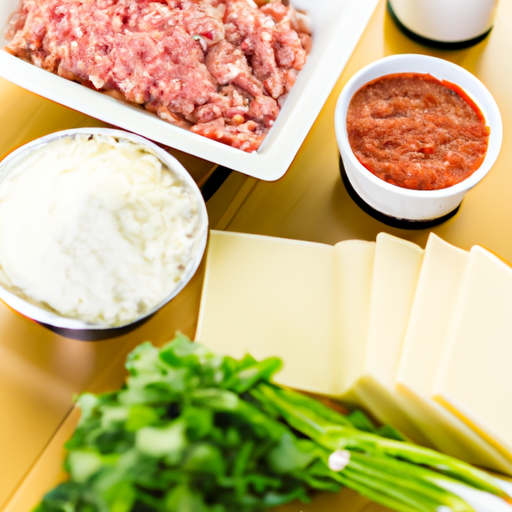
xmin=0 ymin=128 xmax=208 ymax=333
xmin=388 ymin=0 xmax=497 ymax=46
xmin=334 ymin=54 xmax=503 ymax=223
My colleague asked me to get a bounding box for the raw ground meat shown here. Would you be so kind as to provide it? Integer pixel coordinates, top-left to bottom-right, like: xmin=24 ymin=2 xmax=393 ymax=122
xmin=6 ymin=0 xmax=312 ymax=152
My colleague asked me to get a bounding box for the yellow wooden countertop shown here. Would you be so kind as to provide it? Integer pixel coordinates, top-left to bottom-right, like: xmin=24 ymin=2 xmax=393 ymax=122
xmin=2 ymin=0 xmax=512 ymax=511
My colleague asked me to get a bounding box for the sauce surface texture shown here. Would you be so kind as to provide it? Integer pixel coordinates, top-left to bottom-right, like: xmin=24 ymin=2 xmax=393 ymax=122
xmin=346 ymin=73 xmax=489 ymax=190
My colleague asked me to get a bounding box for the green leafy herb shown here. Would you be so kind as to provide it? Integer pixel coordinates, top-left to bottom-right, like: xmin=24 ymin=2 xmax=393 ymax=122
xmin=34 ymin=334 xmax=511 ymax=512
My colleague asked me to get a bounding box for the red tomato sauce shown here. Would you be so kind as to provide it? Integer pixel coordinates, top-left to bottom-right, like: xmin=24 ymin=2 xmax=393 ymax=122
xmin=346 ymin=73 xmax=489 ymax=191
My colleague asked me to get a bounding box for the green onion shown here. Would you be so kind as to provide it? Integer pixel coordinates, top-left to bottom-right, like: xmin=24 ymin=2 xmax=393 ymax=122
xmin=34 ymin=335 xmax=511 ymax=512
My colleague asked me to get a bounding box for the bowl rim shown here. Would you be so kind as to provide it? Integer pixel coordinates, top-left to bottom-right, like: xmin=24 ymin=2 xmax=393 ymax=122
xmin=334 ymin=53 xmax=503 ymax=199
xmin=0 ymin=127 xmax=209 ymax=331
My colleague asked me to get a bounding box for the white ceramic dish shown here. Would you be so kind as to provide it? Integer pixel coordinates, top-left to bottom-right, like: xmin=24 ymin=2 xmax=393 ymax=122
xmin=334 ymin=54 xmax=503 ymax=222
xmin=0 ymin=128 xmax=209 ymax=332
xmin=388 ymin=0 xmax=497 ymax=44
xmin=0 ymin=0 xmax=379 ymax=181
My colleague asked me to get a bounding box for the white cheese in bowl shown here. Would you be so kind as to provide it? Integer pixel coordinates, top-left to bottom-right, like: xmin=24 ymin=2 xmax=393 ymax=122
xmin=0 ymin=133 xmax=202 ymax=327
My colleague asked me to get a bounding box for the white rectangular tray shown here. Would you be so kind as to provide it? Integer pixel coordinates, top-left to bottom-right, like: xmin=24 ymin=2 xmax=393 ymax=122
xmin=0 ymin=0 xmax=379 ymax=181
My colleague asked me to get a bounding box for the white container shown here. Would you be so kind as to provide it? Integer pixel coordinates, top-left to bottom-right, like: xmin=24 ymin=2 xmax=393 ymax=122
xmin=0 ymin=0 xmax=379 ymax=181
xmin=388 ymin=0 xmax=498 ymax=47
xmin=334 ymin=54 xmax=503 ymax=223
xmin=0 ymin=128 xmax=209 ymax=332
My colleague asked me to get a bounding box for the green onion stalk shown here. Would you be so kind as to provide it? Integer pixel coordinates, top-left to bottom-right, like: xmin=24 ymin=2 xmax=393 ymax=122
xmin=35 ymin=335 xmax=512 ymax=512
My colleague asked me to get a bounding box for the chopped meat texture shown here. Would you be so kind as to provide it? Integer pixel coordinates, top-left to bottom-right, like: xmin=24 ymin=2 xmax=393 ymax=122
xmin=7 ymin=0 xmax=311 ymax=152
xmin=205 ymin=40 xmax=263 ymax=98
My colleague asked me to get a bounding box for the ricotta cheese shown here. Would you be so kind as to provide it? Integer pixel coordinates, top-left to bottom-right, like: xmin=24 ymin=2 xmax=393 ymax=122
xmin=0 ymin=134 xmax=201 ymax=326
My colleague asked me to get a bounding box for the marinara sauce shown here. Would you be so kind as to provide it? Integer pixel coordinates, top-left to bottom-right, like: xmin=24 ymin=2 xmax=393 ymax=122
xmin=346 ymin=73 xmax=489 ymax=191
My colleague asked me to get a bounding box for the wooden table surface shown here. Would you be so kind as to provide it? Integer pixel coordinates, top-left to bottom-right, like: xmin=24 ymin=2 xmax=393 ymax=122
xmin=2 ymin=0 xmax=512 ymax=510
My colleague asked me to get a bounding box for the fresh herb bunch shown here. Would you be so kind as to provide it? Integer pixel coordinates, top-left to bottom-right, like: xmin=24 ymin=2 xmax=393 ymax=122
xmin=35 ymin=334 xmax=511 ymax=512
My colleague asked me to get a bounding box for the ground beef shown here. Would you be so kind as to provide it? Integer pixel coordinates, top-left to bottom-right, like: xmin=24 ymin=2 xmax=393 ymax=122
xmin=6 ymin=0 xmax=312 ymax=153
xmin=346 ymin=73 xmax=489 ymax=190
